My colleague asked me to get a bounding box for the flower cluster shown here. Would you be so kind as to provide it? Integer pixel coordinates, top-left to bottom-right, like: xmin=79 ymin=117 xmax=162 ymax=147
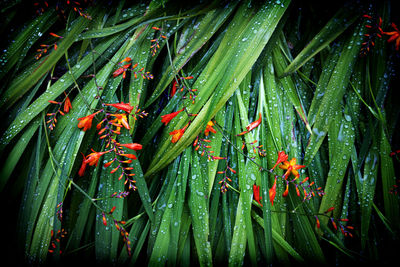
xmin=360 ymin=14 xmax=383 ymax=56
xmin=150 ymin=26 xmax=167 ymax=56
xmin=217 ymin=163 xmax=236 ymax=193
xmin=384 ymin=22 xmax=400 ymax=50
xmin=241 ymin=139 xmax=267 ymax=158
xmin=46 ymin=92 xmax=72 ymax=130
xmin=314 ymin=207 xmax=354 ymax=237
xmin=263 ymin=151 xmax=325 ymax=205
xmin=100 ymin=206 xmax=131 ymax=255
xmin=48 ymin=228 xmax=67 ymax=254
xmin=361 ymin=14 xmax=400 ymax=55
xmin=35 ymin=32 xmax=63 ymax=60
xmin=112 ymin=57 xmax=154 ymax=80
xmin=77 ymin=102 xmax=144 ymax=191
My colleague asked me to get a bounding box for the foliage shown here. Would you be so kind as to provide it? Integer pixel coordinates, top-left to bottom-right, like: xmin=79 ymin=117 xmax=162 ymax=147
xmin=1 ymin=0 xmax=399 ymax=266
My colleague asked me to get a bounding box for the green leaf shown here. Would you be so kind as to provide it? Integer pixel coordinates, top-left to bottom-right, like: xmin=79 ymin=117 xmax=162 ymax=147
xmin=280 ymin=5 xmax=358 ymax=77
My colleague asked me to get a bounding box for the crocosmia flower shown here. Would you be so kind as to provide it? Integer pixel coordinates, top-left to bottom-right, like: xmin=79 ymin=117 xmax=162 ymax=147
xmin=246 ymin=112 xmax=262 ymax=132
xmin=78 ymin=153 xmax=88 ymax=177
xmin=110 ymin=113 xmax=130 ymax=130
xmin=270 ymin=151 xmax=288 ymax=171
xmin=105 ymin=102 xmax=135 ymax=113
xmin=384 ymin=22 xmax=400 ymax=50
xmin=204 ymin=121 xmax=216 ymax=136
xmin=85 ymin=149 xmax=109 ymax=166
xmin=169 ymin=124 xmax=189 ymax=143
xmin=119 ymin=143 xmax=142 ymax=151
xmin=269 ymin=178 xmax=277 ymax=206
xmin=253 ymin=184 xmax=263 ymax=206
xmin=161 ymin=108 xmax=184 ymax=125
xmin=237 ymin=113 xmax=262 ymax=136
xmin=77 ymin=110 xmax=101 ymax=131
xmin=279 ymin=158 xmax=305 ymax=179
xmin=63 ymin=93 xmax=72 ymax=113
xmin=171 ymin=80 xmax=178 ymax=97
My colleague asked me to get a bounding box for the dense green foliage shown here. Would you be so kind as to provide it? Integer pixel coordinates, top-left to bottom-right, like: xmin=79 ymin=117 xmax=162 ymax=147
xmin=1 ymin=0 xmax=399 ymax=266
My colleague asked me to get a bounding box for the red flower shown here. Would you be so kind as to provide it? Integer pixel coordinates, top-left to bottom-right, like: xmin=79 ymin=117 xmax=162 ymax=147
xmin=315 ymin=216 xmax=320 ymax=229
xmin=237 ymin=113 xmax=262 ymax=136
xmin=171 ymin=80 xmax=178 ymax=97
xmin=246 ymin=112 xmax=262 ymax=132
xmin=269 ymin=178 xmax=277 ymax=206
xmin=105 ymin=102 xmax=135 ymax=113
xmin=279 ymin=158 xmax=305 ymax=179
xmin=78 ymin=153 xmax=87 ymax=177
xmin=119 ymin=143 xmax=142 ymax=151
xmin=169 ymin=124 xmax=189 ymax=143
xmin=384 ymin=23 xmax=400 ymax=50
xmin=270 ymin=151 xmax=288 ymax=171
xmin=109 ymin=113 xmax=130 ymax=130
xmin=120 ymin=153 xmax=137 ymax=160
xmin=282 ymin=182 xmax=289 ymax=197
xmin=324 ymin=207 xmax=335 ymax=214
xmin=253 ymin=184 xmax=263 ymax=206
xmin=77 ymin=110 xmax=101 ymax=131
xmin=84 ymin=149 xmax=109 ymax=166
xmin=113 ymin=58 xmax=132 ymax=78
xmin=63 ymin=93 xmax=72 ymax=113
xmin=49 ymin=32 xmax=63 ymax=38
xmin=161 ymin=108 xmax=184 ymax=126
xmin=204 ymin=121 xmax=217 ymax=136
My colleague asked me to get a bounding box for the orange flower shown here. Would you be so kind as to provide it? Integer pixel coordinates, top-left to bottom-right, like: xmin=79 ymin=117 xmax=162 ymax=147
xmin=171 ymin=80 xmax=178 ymax=97
xmin=246 ymin=112 xmax=262 ymax=132
xmin=77 ymin=110 xmax=101 ymax=131
xmin=169 ymin=124 xmax=189 ymax=143
xmin=282 ymin=182 xmax=289 ymax=197
xmin=63 ymin=92 xmax=72 ymax=113
xmin=211 ymin=156 xmax=226 ymax=160
xmin=161 ymin=108 xmax=184 ymax=125
xmin=253 ymin=184 xmax=262 ymax=206
xmin=109 ymin=113 xmax=130 ymax=130
xmin=119 ymin=143 xmax=142 ymax=151
xmin=279 ymin=158 xmax=305 ymax=179
xmin=49 ymin=32 xmax=63 ymax=38
xmin=270 ymin=151 xmax=288 ymax=171
xmin=269 ymin=178 xmax=277 ymax=206
xmin=84 ymin=149 xmax=109 ymax=166
xmin=78 ymin=153 xmax=87 ymax=177
xmin=105 ymin=102 xmax=135 ymax=113
xmin=384 ymin=22 xmax=400 ymax=50
xmin=237 ymin=113 xmax=262 ymax=136
xmin=120 ymin=153 xmax=137 ymax=160
xmin=113 ymin=63 xmax=131 ymax=78
xmin=315 ymin=216 xmax=320 ymax=229
xmin=204 ymin=121 xmax=217 ymax=136
xmin=324 ymin=207 xmax=335 ymax=214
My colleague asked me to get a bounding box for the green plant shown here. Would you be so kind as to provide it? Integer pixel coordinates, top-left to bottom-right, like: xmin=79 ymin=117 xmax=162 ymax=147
xmin=1 ymin=0 xmax=399 ymax=266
